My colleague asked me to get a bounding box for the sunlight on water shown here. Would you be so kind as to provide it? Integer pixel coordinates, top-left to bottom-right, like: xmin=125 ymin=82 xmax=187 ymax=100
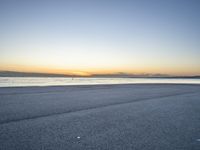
xmin=0 ymin=77 xmax=200 ymax=87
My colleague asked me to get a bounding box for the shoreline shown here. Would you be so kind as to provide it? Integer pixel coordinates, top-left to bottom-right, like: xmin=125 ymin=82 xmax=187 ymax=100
xmin=1 ymin=82 xmax=200 ymax=89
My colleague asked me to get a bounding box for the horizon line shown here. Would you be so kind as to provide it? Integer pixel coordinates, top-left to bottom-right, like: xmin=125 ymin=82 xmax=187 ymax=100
xmin=0 ymin=70 xmax=200 ymax=78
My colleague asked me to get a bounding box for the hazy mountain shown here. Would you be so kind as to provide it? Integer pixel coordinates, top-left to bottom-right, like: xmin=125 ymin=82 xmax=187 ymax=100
xmin=0 ymin=71 xmax=70 ymax=77
xmin=0 ymin=71 xmax=199 ymax=78
xmin=91 ymin=72 xmax=172 ymax=78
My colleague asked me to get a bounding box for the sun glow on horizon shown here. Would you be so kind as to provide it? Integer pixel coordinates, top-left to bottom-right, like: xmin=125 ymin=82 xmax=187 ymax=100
xmin=0 ymin=62 xmax=200 ymax=76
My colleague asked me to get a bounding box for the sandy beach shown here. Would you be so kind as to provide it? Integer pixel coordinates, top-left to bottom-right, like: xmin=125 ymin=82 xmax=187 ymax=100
xmin=0 ymin=84 xmax=200 ymax=150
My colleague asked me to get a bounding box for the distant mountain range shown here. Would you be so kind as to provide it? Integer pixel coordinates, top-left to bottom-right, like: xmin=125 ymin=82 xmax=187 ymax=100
xmin=0 ymin=71 xmax=200 ymax=78
xmin=0 ymin=71 xmax=69 ymax=77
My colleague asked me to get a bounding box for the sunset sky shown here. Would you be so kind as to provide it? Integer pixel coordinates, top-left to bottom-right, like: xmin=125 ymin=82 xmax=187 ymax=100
xmin=1 ymin=0 xmax=200 ymax=76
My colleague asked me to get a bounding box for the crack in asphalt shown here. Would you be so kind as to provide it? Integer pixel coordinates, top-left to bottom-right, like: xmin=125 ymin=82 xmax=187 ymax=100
xmin=0 ymin=91 xmax=198 ymax=125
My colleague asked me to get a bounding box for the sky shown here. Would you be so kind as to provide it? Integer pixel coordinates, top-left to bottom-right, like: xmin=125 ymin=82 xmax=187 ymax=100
xmin=0 ymin=0 xmax=200 ymax=76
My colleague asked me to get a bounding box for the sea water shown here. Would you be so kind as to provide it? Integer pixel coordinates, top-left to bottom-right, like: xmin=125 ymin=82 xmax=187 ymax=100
xmin=0 ymin=77 xmax=200 ymax=87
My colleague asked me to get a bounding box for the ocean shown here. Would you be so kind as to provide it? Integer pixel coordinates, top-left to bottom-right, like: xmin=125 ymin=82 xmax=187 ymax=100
xmin=0 ymin=77 xmax=200 ymax=87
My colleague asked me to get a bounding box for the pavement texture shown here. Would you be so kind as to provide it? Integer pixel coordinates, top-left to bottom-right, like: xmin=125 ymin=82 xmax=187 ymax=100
xmin=0 ymin=84 xmax=200 ymax=150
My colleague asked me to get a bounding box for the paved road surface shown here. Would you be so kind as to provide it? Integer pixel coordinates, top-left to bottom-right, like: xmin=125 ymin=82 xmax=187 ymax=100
xmin=0 ymin=84 xmax=200 ymax=150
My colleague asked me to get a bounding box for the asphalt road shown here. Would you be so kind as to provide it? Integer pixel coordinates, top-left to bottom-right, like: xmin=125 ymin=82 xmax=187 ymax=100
xmin=0 ymin=84 xmax=200 ymax=150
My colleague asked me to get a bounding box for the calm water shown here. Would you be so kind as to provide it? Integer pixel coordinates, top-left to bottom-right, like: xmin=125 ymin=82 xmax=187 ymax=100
xmin=0 ymin=77 xmax=200 ymax=87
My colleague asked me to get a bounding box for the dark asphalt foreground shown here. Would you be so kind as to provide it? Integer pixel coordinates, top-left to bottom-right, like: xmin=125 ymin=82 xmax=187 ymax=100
xmin=0 ymin=84 xmax=200 ymax=150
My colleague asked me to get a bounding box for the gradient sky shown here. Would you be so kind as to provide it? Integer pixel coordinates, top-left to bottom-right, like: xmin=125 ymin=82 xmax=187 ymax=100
xmin=0 ymin=0 xmax=200 ymax=76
